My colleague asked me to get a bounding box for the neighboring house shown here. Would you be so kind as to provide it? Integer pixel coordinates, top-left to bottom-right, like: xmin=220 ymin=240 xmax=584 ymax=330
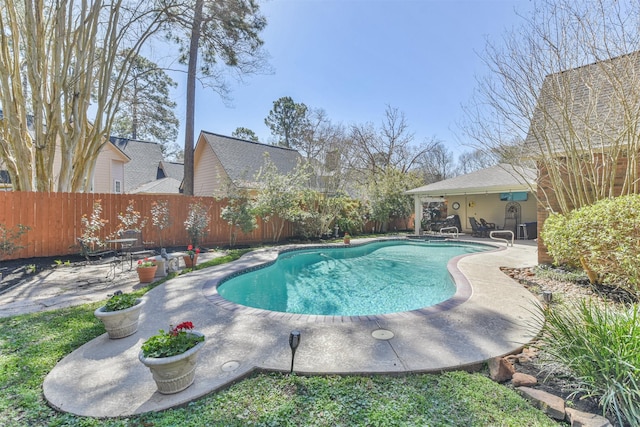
xmin=406 ymin=164 xmax=537 ymax=236
xmin=88 ymin=142 xmax=129 ymax=193
xmin=193 ymin=131 xmax=303 ymax=196
xmin=524 ymin=52 xmax=640 ymax=262
xmin=110 ymin=137 xmax=183 ymax=194
xmin=0 ymin=171 xmax=10 ymax=191
xmin=1 ymin=109 xmax=130 ymax=193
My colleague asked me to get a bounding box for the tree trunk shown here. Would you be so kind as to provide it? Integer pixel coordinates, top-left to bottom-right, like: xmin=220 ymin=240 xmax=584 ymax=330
xmin=183 ymin=0 xmax=203 ymax=196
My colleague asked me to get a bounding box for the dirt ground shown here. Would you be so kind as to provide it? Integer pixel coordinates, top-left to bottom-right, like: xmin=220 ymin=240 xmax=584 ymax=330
xmin=0 ymin=254 xmax=88 ymax=295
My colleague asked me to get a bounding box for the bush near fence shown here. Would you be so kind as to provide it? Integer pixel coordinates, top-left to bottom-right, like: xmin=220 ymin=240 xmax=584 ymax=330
xmin=0 ymin=192 xmax=294 ymax=261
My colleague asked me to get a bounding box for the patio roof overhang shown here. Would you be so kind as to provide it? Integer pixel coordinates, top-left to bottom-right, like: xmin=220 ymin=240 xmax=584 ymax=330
xmin=405 ymin=184 xmax=533 ymax=198
xmin=405 ymin=164 xmax=536 ymax=198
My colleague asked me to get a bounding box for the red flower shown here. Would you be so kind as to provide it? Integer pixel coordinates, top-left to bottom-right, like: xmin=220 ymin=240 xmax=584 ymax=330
xmin=195 ymin=248 xmax=200 ymax=254
xmin=187 ymin=244 xmax=193 ymax=251
xmin=176 ymin=321 xmax=194 ymax=331
xmin=169 ymin=321 xmax=195 ymax=336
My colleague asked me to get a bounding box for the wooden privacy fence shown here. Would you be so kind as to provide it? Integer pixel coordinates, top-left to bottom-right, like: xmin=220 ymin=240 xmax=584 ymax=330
xmin=0 ymin=192 xmax=294 ymax=260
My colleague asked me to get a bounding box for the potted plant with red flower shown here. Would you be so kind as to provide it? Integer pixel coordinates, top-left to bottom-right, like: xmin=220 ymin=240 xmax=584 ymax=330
xmin=183 ymin=244 xmax=200 ymax=268
xmin=138 ymin=321 xmax=205 ymax=394
xmin=136 ymin=258 xmax=158 ymax=283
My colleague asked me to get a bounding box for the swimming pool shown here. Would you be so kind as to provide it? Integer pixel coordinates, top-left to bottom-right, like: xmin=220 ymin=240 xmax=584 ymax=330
xmin=217 ymin=240 xmax=489 ymax=316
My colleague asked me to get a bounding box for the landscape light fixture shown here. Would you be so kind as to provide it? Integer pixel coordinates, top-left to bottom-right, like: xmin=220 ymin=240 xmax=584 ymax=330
xmin=542 ymin=291 xmax=553 ymax=304
xmin=289 ymin=330 xmax=301 ymax=373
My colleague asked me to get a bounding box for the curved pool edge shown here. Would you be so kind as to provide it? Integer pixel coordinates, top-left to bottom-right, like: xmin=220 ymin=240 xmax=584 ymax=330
xmin=203 ymin=237 xmax=502 ymax=322
xmin=42 ymin=237 xmax=543 ymax=418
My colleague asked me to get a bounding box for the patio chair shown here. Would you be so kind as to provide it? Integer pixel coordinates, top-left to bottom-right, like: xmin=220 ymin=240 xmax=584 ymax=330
xmin=468 ymin=217 xmax=489 ymax=237
xmin=77 ymin=238 xmax=120 ymax=280
xmin=479 ymin=218 xmax=496 ymax=231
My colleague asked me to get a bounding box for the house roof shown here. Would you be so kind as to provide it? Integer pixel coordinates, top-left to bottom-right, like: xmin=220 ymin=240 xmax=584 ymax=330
xmin=524 ymin=51 xmax=640 ymax=155
xmin=159 ymin=161 xmax=184 ymax=181
xmin=110 ymin=137 xmax=166 ymax=192
xmin=406 ymin=164 xmax=536 ymax=197
xmin=199 ymin=131 xmax=302 ymax=186
xmin=129 ymin=177 xmax=182 ymax=194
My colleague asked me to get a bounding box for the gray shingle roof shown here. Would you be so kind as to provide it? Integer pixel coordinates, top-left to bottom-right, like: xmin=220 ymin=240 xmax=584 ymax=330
xmin=110 ymin=137 xmax=165 ymax=192
xmin=129 ymin=177 xmax=182 ymax=194
xmin=200 ymin=131 xmax=302 ymax=186
xmin=406 ymin=164 xmax=536 ymax=196
xmin=159 ymin=161 xmax=184 ymax=181
xmin=524 ymin=52 xmax=640 ymax=155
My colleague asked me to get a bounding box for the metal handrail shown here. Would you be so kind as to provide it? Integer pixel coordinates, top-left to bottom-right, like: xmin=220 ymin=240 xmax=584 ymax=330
xmin=490 ymin=230 xmax=514 ymax=247
xmin=439 ymin=226 xmax=459 ymax=238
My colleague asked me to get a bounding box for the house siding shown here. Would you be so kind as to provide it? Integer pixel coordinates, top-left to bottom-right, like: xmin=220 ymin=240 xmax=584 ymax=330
xmin=92 ymin=144 xmax=126 ymax=193
xmin=193 ymin=136 xmax=228 ymax=196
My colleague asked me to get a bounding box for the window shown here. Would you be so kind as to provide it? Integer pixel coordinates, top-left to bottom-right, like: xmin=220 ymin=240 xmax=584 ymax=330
xmin=114 ymin=179 xmax=122 ymax=194
xmin=500 ymin=192 xmax=527 ymax=201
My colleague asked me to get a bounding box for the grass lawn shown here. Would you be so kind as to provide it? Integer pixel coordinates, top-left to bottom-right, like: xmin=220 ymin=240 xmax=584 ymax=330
xmin=0 ymin=250 xmax=557 ymax=426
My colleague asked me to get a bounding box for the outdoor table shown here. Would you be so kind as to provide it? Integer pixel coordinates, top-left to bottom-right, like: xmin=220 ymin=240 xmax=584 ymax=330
xmin=105 ymin=238 xmax=138 ymax=269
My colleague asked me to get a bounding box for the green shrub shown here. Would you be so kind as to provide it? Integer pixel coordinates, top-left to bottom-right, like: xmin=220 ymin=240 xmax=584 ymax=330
xmin=541 ymin=194 xmax=640 ymax=294
xmin=535 ymin=300 xmax=640 ymax=425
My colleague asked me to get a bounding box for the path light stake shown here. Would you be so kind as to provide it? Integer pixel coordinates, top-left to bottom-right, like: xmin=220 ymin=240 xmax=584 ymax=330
xmin=542 ymin=291 xmax=553 ymax=304
xmin=289 ymin=330 xmax=301 ymax=374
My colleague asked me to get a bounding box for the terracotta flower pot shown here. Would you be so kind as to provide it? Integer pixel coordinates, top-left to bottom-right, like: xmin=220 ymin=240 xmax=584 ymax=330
xmin=343 ymin=235 xmax=351 ymax=244
xmin=183 ymin=253 xmax=198 ymax=268
xmin=94 ymin=298 xmax=145 ymax=339
xmin=138 ymin=332 xmax=205 ymax=394
xmin=137 ymin=265 xmax=158 ymax=283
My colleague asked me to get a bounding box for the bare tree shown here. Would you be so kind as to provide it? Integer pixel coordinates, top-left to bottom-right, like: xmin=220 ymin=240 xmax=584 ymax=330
xmin=0 ymin=0 xmax=165 ymax=191
xmin=462 ymin=0 xmax=640 ymax=213
xmin=415 ymin=141 xmax=455 ymax=184
xmin=347 ymin=105 xmax=434 ymax=184
xmin=456 ymin=148 xmax=499 ymax=175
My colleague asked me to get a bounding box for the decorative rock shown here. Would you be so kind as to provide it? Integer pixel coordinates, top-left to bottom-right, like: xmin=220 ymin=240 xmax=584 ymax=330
xmin=517 ymin=386 xmax=566 ymax=420
xmin=488 ymin=357 xmax=515 ymax=383
xmin=565 ymin=408 xmax=612 ymax=427
xmin=511 ymin=372 xmax=537 ymax=387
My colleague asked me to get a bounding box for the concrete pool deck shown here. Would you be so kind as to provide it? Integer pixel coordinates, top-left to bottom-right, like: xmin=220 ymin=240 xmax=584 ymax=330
xmin=43 ymin=238 xmax=542 ymax=418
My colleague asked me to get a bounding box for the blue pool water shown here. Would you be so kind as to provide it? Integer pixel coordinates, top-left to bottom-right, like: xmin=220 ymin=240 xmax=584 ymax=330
xmin=217 ymin=240 xmax=488 ymax=316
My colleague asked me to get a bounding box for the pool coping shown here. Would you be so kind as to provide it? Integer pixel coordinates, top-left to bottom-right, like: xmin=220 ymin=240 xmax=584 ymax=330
xmin=43 ymin=237 xmax=542 ymax=418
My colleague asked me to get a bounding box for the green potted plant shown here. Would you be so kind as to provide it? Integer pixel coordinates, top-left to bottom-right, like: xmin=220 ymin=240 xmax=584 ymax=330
xmin=94 ymin=291 xmax=145 ymax=339
xmin=136 ymin=258 xmax=158 ymax=283
xmin=138 ymin=321 xmax=205 ymax=394
xmin=343 ymin=232 xmax=351 ymax=244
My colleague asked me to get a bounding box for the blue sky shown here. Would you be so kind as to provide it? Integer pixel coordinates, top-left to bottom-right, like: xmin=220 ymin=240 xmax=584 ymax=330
xmin=169 ymin=0 xmax=533 ymax=158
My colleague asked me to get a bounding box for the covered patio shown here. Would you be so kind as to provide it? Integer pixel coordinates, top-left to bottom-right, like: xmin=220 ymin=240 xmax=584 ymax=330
xmin=406 ymin=164 xmax=538 ymax=238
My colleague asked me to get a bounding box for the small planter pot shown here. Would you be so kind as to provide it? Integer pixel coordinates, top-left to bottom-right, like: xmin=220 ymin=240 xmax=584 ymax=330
xmin=343 ymin=236 xmax=351 ymax=244
xmin=137 ymin=265 xmax=158 ymax=283
xmin=138 ymin=332 xmax=205 ymax=394
xmin=94 ymin=298 xmax=145 ymax=339
xmin=183 ymin=253 xmax=198 ymax=268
